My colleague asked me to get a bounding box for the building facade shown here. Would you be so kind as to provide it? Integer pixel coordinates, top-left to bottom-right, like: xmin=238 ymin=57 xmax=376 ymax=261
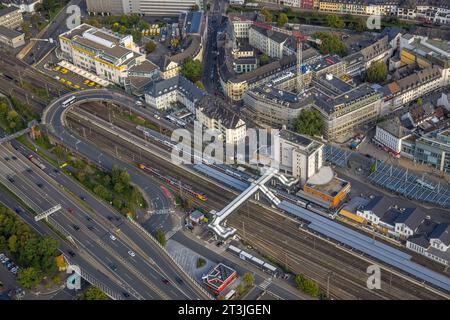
xmin=59 ymin=24 xmax=159 ymax=87
xmin=0 ymin=6 xmax=22 ymax=29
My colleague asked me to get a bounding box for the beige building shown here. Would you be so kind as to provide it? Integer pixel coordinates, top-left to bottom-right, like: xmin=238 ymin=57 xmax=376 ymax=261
xmin=248 ymin=25 xmax=289 ymax=59
xmin=0 ymin=6 xmax=22 ymax=29
xmin=86 ymin=0 xmax=202 ymax=16
xmin=0 ymin=24 xmax=24 ymax=48
xmin=196 ymin=96 xmax=247 ymax=144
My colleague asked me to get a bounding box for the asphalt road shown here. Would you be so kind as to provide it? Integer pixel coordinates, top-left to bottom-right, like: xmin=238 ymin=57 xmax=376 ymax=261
xmin=0 ymin=142 xmax=208 ymax=300
xmin=42 ymin=91 xmax=211 ymax=300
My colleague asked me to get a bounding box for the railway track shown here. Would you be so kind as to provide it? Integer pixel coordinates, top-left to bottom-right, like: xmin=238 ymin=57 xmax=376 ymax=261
xmin=64 ymin=109 xmax=448 ymax=300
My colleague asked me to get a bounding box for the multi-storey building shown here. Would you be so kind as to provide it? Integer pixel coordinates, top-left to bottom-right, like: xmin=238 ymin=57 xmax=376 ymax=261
xmin=373 ymin=117 xmax=411 ymax=158
xmin=196 ymin=96 xmax=247 ymax=144
xmin=276 ymin=129 xmax=324 ymax=184
xmin=313 ymin=82 xmax=383 ymax=141
xmin=0 ymin=24 xmax=24 ymax=48
xmin=0 ymin=6 xmax=22 ymax=29
xmin=380 ymin=66 xmax=442 ymax=109
xmin=86 ymin=0 xmax=203 ymax=16
xmin=59 ymin=24 xmax=159 ymax=88
xmin=144 ymin=75 xmax=205 ymax=111
xmin=1 ymin=0 xmax=42 ymax=13
xmin=249 ymin=25 xmax=289 ymax=59
xmin=400 ymin=34 xmax=450 ymax=85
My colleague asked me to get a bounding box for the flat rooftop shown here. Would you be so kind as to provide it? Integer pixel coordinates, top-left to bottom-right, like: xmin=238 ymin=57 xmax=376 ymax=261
xmin=305 ymin=176 xmax=349 ymax=198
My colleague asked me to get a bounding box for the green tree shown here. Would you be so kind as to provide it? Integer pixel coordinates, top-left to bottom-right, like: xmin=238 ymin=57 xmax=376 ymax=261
xmin=93 ymin=184 xmax=110 ymax=200
xmin=53 ymin=145 xmax=67 ymax=160
xmin=114 ymin=182 xmax=124 ymax=194
xmin=294 ymin=274 xmax=320 ymax=297
xmin=355 ymin=17 xmax=367 ymax=32
xmin=181 ymin=58 xmax=203 ymax=82
xmin=259 ymin=54 xmax=270 ymax=66
xmin=196 ymin=257 xmax=206 ymax=268
xmin=417 ymin=97 xmax=423 ymax=107
xmin=17 ymin=267 xmax=43 ymax=289
xmin=313 ymin=32 xmax=348 ymax=57
xmin=87 ymin=17 xmax=101 ymax=28
xmin=277 ymin=13 xmax=289 ymax=28
xmin=365 ymin=60 xmax=388 ymax=83
xmin=195 ymin=80 xmax=205 ymax=90
xmin=326 ymin=14 xmax=345 ymax=29
xmin=243 ymin=272 xmax=255 ymax=287
xmin=79 ymin=286 xmax=109 ymax=300
xmin=145 ymin=41 xmax=156 ymax=54
xmin=156 ymin=228 xmax=167 ymax=247
xmin=8 ymin=235 xmax=18 ymax=253
xmin=119 ymin=171 xmax=130 ymax=185
xmin=295 ymin=109 xmax=324 ymax=137
xmin=191 ymin=4 xmax=199 ymax=11
xmin=261 ymin=9 xmax=273 ymax=23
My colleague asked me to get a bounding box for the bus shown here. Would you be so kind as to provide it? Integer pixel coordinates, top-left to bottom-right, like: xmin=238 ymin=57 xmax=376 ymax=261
xmin=62 ymin=96 xmax=76 ymax=108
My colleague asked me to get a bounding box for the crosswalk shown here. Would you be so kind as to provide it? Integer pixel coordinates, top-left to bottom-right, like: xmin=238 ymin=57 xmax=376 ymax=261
xmin=259 ymin=277 xmax=272 ymax=290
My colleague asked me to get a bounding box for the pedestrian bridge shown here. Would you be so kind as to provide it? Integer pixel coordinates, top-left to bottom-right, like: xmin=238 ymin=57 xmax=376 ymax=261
xmin=209 ymin=167 xmax=282 ymax=239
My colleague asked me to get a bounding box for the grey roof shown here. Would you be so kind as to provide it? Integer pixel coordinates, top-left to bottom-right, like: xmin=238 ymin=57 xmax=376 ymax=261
xmin=362 ymin=196 xmax=392 ymax=218
xmin=378 ymin=117 xmax=411 ymax=139
xmin=279 ymin=129 xmax=315 ymax=148
xmin=430 ymin=223 xmax=450 ymax=246
xmin=197 ymin=95 xmax=244 ymax=129
xmin=250 ymin=25 xmax=289 ymax=44
xmin=190 ymin=210 xmax=204 ymax=219
xmin=146 ymin=75 xmax=205 ymax=102
xmin=380 ymin=208 xmax=401 ymax=226
xmin=394 ymin=208 xmax=425 ymax=231
xmin=407 ymin=234 xmax=430 ymax=249
xmin=0 ymin=5 xmax=20 ymax=17
xmin=0 ymin=24 xmax=22 ymax=39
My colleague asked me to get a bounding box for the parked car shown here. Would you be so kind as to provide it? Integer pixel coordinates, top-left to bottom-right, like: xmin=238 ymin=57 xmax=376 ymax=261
xmin=67 ymin=250 xmax=76 ymax=257
xmin=128 ymin=250 xmax=136 ymax=257
xmin=109 ymin=234 xmax=116 ymax=241
xmin=175 ymin=277 xmax=184 ymax=285
xmin=72 ymin=225 xmax=80 ymax=231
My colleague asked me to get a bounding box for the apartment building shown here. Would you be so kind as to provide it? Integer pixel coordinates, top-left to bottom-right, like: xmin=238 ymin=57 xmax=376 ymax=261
xmin=196 ymin=95 xmax=247 ymax=144
xmin=400 ymin=34 xmax=450 ymax=86
xmin=0 ymin=6 xmax=22 ymax=29
xmin=319 ymin=0 xmax=398 ymax=16
xmin=381 ymin=66 xmax=442 ymax=109
xmin=59 ymin=24 xmax=159 ymax=87
xmin=249 ymin=25 xmax=289 ymax=59
xmin=86 ymin=0 xmax=203 ymax=16
xmin=144 ymin=75 xmax=205 ymax=111
xmin=229 ymin=14 xmax=255 ymax=39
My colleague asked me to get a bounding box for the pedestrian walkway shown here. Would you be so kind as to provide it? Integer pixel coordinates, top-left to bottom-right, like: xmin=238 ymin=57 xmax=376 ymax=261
xmin=259 ymin=278 xmax=272 ymax=290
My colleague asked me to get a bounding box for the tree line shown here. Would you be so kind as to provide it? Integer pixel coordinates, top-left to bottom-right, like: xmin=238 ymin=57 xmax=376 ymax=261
xmin=0 ymin=204 xmax=59 ymax=289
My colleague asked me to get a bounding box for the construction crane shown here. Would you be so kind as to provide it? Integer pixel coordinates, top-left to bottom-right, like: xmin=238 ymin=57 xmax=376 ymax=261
xmin=253 ymin=21 xmax=321 ymax=93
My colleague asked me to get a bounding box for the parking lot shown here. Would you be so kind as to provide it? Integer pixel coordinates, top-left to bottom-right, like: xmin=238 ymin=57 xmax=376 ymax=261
xmin=36 ymin=52 xmax=103 ymax=91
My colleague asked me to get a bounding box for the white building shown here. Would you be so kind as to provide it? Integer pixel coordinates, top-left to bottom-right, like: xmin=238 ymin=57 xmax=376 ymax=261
xmin=196 ymin=96 xmax=247 ymax=144
xmin=249 ymin=25 xmax=289 ymax=59
xmin=59 ymin=24 xmax=159 ymax=88
xmin=373 ymin=117 xmax=410 ymax=158
xmin=1 ymin=0 xmax=42 ymax=13
xmin=230 ymin=15 xmax=254 ymax=39
xmin=144 ymin=75 xmax=205 ymax=111
xmin=276 ymin=129 xmax=324 ymax=184
xmin=86 ymin=0 xmax=203 ymax=16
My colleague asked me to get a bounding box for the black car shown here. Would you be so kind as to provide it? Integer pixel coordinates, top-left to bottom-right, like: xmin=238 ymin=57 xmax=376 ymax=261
xmin=85 ymin=216 xmax=92 ymax=221
xmin=79 ymin=195 xmax=87 ymax=201
xmin=72 ymin=225 xmax=80 ymax=231
xmin=107 ymin=216 xmax=113 ymax=221
xmin=122 ymin=292 xmax=130 ymax=298
xmin=87 ymin=226 xmax=94 ymax=231
xmin=67 ymin=250 xmax=76 ymax=257
xmin=7 ymin=176 xmax=14 ymax=183
xmin=11 ymin=156 xmax=17 ymax=160
xmin=26 ymin=168 xmax=32 ymax=173
xmin=36 ymin=182 xmax=43 ymax=188
xmin=4 ymin=156 xmax=9 ymax=161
